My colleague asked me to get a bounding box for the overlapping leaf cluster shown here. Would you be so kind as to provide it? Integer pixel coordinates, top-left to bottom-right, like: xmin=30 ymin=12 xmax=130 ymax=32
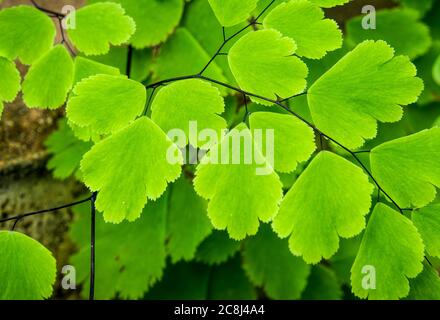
xmin=0 ymin=0 xmax=440 ymax=301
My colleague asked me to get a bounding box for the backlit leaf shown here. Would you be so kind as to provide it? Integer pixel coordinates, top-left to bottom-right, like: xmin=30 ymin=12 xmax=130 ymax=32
xmin=308 ymin=40 xmax=424 ymax=148
xmin=67 ymin=74 xmax=146 ymax=135
xmin=370 ymin=128 xmax=440 ymax=208
xmin=67 ymin=3 xmax=135 ymax=55
xmin=0 ymin=57 xmax=20 ymax=117
xmin=194 ymin=123 xmax=283 ymax=240
xmin=249 ymin=112 xmax=316 ymax=173
xmin=263 ymin=0 xmax=342 ymax=59
xmin=208 ymin=0 xmax=258 ymax=27
xmin=22 ymin=45 xmax=74 ymax=109
xmin=0 ymin=231 xmax=56 ymax=300
xmin=151 ymin=79 xmax=227 ymax=149
xmin=351 ymin=203 xmax=424 ymax=300
xmin=412 ymin=203 xmax=440 ymax=258
xmin=229 ymin=29 xmax=308 ymax=105
xmin=80 ymin=117 xmax=183 ymax=223
xmin=0 ymin=6 xmax=55 ymax=64
xmin=272 ymin=151 xmax=374 ymax=264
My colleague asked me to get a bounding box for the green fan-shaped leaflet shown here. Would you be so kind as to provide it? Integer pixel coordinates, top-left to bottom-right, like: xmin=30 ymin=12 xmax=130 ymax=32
xmin=407 ymin=264 xmax=440 ymax=300
xmin=151 ymin=79 xmax=227 ymax=149
xmin=194 ymin=123 xmax=283 ymax=240
xmin=67 ymin=3 xmax=135 ymax=55
xmin=67 ymin=74 xmax=146 ymax=135
xmin=166 ymin=177 xmax=212 ymax=263
xmin=263 ymin=0 xmax=342 ymax=59
xmin=70 ymin=197 xmax=167 ymax=299
xmin=0 ymin=6 xmax=55 ymax=65
xmin=195 ymin=231 xmax=241 ymax=265
xmin=22 ymin=45 xmax=74 ymax=109
xmin=243 ymin=224 xmax=310 ymax=299
xmin=308 ymin=40 xmax=424 ymax=149
xmin=412 ymin=203 xmax=440 ymax=258
xmin=208 ymin=0 xmax=258 ymax=27
xmin=351 ymin=203 xmax=424 ymax=300
xmin=89 ymin=0 xmax=184 ymax=48
xmin=370 ymin=128 xmax=440 ymax=208
xmin=301 ymin=265 xmax=343 ymax=300
xmin=272 ymin=151 xmax=374 ymax=264
xmin=45 ymin=119 xmax=92 ymax=180
xmin=0 ymin=57 xmax=20 ymax=117
xmin=72 ymin=56 xmax=120 ymax=85
xmin=0 ymin=231 xmax=56 ymax=300
xmin=346 ymin=9 xmax=431 ymax=60
xmin=309 ymin=0 xmax=352 ymax=7
xmin=80 ymin=117 xmax=183 ymax=223
xmin=69 ymin=57 xmax=121 ymax=141
xmin=434 ymin=54 xmax=440 ymax=85
xmin=228 ymin=29 xmax=308 ymax=105
xmin=153 ymin=28 xmax=227 ymax=93
xmin=249 ymin=112 xmax=316 ymax=173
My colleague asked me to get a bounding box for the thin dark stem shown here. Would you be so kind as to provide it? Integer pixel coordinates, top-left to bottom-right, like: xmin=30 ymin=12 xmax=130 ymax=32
xmin=89 ymin=192 xmax=97 ymax=301
xmin=143 ymin=87 xmax=157 ymax=116
xmin=126 ymin=45 xmax=133 ymax=77
xmin=242 ymin=93 xmax=250 ymax=123
xmin=146 ymin=73 xmax=403 ymax=213
xmin=57 ymin=17 xmax=76 ymax=56
xmin=0 ymin=197 xmax=93 ymax=224
xmin=30 ymin=0 xmax=65 ymax=18
xmin=353 ymin=150 xmax=371 ymax=154
xmin=198 ymin=0 xmax=276 ymax=76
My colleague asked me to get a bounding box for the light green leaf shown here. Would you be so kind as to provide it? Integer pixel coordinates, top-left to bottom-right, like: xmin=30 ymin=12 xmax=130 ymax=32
xmin=208 ymin=0 xmax=258 ymax=27
xmin=91 ymin=0 xmax=184 ymax=48
xmin=73 ymin=56 xmax=120 ymax=86
xmin=346 ymin=9 xmax=431 ymax=60
xmin=272 ymin=151 xmax=374 ymax=264
xmin=351 ymin=203 xmax=424 ymax=300
xmin=412 ymin=203 xmax=440 ymax=258
xmin=0 ymin=6 xmax=56 ymax=64
xmin=309 ymin=0 xmax=351 ymax=7
xmin=195 ymin=231 xmax=241 ymax=265
xmin=151 ymin=79 xmax=227 ymax=149
xmin=44 ymin=119 xmax=93 ymax=179
xmin=67 ymin=3 xmax=135 ymax=55
xmin=0 ymin=57 xmax=20 ymax=117
xmin=407 ymin=264 xmax=440 ymax=300
xmin=194 ymin=123 xmax=283 ymax=240
xmin=70 ymin=196 xmax=167 ymax=299
xmin=229 ymin=29 xmax=308 ymax=105
xmin=67 ymin=74 xmax=146 ymax=135
xmin=434 ymin=54 xmax=440 ymax=85
xmin=22 ymin=45 xmax=73 ymax=109
xmin=370 ymin=128 xmax=440 ymax=208
xmin=302 ymin=265 xmax=343 ymax=300
xmin=249 ymin=112 xmax=316 ymax=173
xmin=263 ymin=0 xmax=342 ymax=59
xmin=80 ymin=117 xmax=183 ymax=223
xmin=243 ymin=224 xmax=310 ymax=299
xmin=0 ymin=231 xmax=56 ymax=300
xmin=167 ymin=177 xmax=212 ymax=263
xmin=308 ymin=40 xmax=424 ymax=149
